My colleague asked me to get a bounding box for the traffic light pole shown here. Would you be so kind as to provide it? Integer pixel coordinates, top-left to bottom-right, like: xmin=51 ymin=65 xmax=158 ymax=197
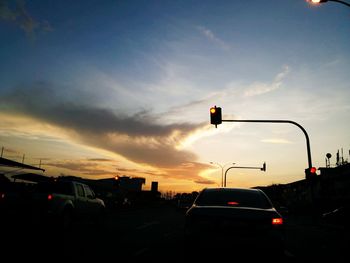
xmin=224 ymin=165 xmax=265 ymax=187
xmin=222 ymin=119 xmax=313 ymax=169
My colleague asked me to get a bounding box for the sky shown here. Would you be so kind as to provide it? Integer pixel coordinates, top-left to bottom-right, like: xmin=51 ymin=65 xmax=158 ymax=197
xmin=0 ymin=0 xmax=349 ymax=192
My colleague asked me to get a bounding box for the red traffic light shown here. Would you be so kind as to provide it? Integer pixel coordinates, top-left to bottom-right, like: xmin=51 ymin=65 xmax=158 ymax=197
xmin=310 ymin=167 xmax=317 ymax=174
xmin=305 ymin=167 xmax=317 ymax=180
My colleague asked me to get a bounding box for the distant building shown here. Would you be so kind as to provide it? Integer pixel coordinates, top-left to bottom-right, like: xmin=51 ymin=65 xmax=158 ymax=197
xmin=117 ymin=176 xmax=145 ymax=192
xmin=151 ymin=181 xmax=158 ymax=192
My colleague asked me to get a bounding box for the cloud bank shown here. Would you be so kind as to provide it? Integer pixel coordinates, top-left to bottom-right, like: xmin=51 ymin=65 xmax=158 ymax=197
xmin=0 ymin=81 xmax=205 ymax=172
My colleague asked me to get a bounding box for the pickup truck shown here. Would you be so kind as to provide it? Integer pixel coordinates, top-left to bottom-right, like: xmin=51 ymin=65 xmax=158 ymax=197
xmin=30 ymin=180 xmax=105 ymax=228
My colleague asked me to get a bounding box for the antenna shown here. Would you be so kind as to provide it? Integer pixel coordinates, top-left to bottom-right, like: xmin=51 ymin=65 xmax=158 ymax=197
xmin=336 ymin=150 xmax=340 ymax=166
xmin=326 ymin=153 xmax=332 ymax=168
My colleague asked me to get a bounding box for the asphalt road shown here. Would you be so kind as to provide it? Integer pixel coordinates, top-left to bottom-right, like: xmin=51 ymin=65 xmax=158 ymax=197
xmin=2 ymin=203 xmax=349 ymax=261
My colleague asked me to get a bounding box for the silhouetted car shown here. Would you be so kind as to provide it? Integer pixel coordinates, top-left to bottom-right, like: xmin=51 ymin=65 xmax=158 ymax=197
xmin=31 ymin=180 xmax=105 ymax=228
xmin=185 ymin=188 xmax=285 ymax=258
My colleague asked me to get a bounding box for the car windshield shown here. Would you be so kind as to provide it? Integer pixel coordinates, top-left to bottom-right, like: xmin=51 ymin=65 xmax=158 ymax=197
xmin=195 ymin=189 xmax=272 ymax=209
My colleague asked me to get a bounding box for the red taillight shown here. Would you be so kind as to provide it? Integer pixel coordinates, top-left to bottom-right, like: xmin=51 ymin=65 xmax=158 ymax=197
xmin=227 ymin=201 xmax=239 ymax=205
xmin=0 ymin=193 xmax=5 ymax=199
xmin=272 ymin=218 xmax=283 ymax=225
xmin=47 ymin=194 xmax=53 ymax=200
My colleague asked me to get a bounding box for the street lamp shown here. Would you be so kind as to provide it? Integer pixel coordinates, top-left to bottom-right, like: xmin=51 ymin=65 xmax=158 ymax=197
xmin=307 ymin=0 xmax=350 ymax=8
xmin=223 ymin=163 xmax=266 ymax=187
xmin=210 ymin=162 xmax=235 ymax=187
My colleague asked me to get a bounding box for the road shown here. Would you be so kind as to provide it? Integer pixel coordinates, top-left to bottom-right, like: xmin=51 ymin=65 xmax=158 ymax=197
xmin=2 ymin=203 xmax=349 ymax=261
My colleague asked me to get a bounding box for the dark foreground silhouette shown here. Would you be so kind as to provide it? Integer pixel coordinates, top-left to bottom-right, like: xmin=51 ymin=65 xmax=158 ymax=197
xmin=1 ymin=202 xmax=349 ymax=262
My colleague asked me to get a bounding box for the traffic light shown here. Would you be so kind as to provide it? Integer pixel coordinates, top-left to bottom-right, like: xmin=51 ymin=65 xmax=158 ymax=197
xmin=210 ymin=106 xmax=222 ymax=128
xmin=305 ymin=167 xmax=317 ymax=180
xmin=261 ymin=162 xmax=266 ymax=171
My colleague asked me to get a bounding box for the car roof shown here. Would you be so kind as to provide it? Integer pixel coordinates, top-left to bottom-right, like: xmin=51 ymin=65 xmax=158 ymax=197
xmin=201 ymin=187 xmax=263 ymax=193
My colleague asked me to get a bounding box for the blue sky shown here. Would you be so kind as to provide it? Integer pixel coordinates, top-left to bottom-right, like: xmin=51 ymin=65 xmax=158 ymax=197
xmin=1 ymin=0 xmax=349 ymax=192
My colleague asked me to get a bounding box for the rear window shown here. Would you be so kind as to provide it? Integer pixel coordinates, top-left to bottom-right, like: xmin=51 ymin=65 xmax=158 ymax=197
xmin=35 ymin=181 xmax=74 ymax=195
xmin=195 ymin=189 xmax=272 ymax=209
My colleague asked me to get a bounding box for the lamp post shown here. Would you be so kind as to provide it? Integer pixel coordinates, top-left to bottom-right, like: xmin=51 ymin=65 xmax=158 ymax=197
xmin=308 ymin=0 xmax=350 ymax=8
xmin=210 ymin=162 xmax=235 ymax=187
xmin=224 ymin=165 xmax=235 ymax=187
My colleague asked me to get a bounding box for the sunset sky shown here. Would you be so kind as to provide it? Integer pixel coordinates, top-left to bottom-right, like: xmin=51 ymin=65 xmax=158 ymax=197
xmin=1 ymin=0 xmax=349 ymax=192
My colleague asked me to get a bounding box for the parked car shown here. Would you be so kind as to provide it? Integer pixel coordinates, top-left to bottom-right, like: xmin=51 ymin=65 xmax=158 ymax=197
xmin=31 ymin=179 xmax=105 ymax=228
xmin=185 ymin=187 xmax=285 ymax=258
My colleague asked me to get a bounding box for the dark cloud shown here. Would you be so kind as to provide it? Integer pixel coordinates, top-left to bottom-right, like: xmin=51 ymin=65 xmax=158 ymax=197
xmin=1 ymin=82 xmax=198 ymax=138
xmin=80 ymin=170 xmax=111 ymax=176
xmin=116 ymin=167 xmax=163 ymax=177
xmin=0 ymin=82 xmax=205 ymax=169
xmin=194 ymin=179 xmax=216 ymax=185
xmin=45 ymin=161 xmax=94 ymax=171
xmin=0 ymin=0 xmax=53 ymax=37
xmin=116 ymin=167 xmax=140 ymax=173
xmin=45 ymin=160 xmax=112 ymax=176
xmin=84 ymin=133 xmax=196 ymax=167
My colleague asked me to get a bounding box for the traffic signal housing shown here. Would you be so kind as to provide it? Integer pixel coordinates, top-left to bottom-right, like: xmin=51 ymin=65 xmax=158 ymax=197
xmin=210 ymin=106 xmax=222 ymax=128
xmin=261 ymin=162 xmax=266 ymax=172
xmin=305 ymin=167 xmax=317 ymax=181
